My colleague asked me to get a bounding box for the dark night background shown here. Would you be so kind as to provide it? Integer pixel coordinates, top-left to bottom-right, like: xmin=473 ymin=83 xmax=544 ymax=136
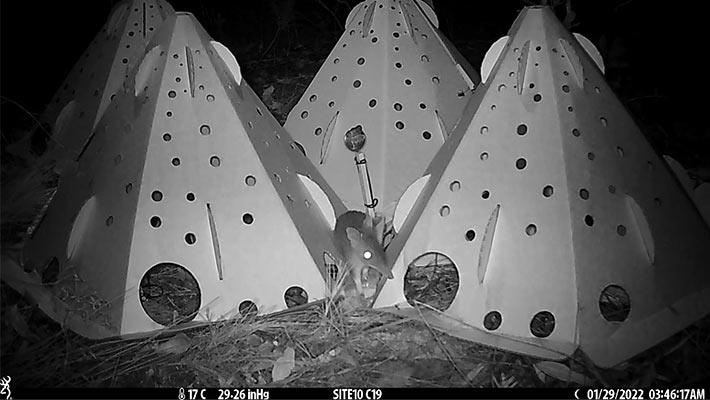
xmin=1 ymin=0 xmax=708 ymax=168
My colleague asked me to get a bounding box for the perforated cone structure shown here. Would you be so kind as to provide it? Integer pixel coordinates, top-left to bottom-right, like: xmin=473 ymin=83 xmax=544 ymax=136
xmin=5 ymin=12 xmax=347 ymax=339
xmin=374 ymin=6 xmax=710 ymax=367
xmin=285 ymin=0 xmax=479 ymax=215
xmin=38 ymin=0 xmax=174 ymax=167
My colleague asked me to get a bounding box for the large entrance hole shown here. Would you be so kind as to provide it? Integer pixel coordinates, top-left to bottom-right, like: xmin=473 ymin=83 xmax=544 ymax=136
xmin=139 ymin=262 xmax=201 ymax=326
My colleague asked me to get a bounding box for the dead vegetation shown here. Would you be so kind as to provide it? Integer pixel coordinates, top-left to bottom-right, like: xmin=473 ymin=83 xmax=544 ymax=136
xmin=2 ymin=277 xmax=710 ymax=389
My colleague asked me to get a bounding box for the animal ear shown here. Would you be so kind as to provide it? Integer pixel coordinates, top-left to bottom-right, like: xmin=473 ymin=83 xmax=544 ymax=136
xmin=345 ymin=227 xmax=363 ymax=243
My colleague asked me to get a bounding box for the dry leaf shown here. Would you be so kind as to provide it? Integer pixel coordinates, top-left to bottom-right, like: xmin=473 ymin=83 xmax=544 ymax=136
xmin=534 ymin=361 xmax=594 ymax=385
xmin=533 ymin=363 xmax=547 ymax=383
xmin=272 ymin=347 xmax=295 ymax=382
xmin=261 ymin=85 xmax=275 ymax=103
xmin=153 ymin=333 xmax=191 ymax=355
xmin=246 ymin=334 xmax=263 ymax=347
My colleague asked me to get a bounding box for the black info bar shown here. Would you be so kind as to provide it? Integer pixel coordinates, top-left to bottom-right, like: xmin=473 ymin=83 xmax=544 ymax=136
xmin=9 ymin=386 xmax=708 ymax=400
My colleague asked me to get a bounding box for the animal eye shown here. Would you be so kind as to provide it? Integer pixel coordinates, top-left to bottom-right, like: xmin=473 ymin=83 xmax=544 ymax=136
xmin=363 ymin=250 xmax=372 ymax=260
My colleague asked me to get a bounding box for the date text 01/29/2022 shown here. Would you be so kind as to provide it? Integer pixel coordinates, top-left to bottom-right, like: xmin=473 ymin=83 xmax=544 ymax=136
xmin=333 ymin=388 xmax=383 ymax=400
xmin=579 ymin=388 xmax=706 ymax=400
